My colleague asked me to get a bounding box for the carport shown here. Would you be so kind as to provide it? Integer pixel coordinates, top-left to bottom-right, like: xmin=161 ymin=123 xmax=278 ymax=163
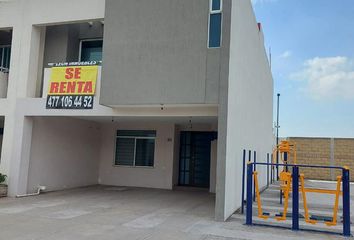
xmin=26 ymin=116 xmax=218 ymax=197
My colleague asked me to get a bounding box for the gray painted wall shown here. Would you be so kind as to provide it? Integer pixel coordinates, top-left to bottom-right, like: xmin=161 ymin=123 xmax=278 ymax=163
xmin=101 ymin=0 xmax=220 ymax=105
xmin=43 ymin=25 xmax=69 ymax=66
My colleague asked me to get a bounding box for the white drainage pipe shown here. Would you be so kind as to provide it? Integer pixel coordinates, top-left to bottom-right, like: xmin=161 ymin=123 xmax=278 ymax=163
xmin=16 ymin=186 xmax=47 ymax=198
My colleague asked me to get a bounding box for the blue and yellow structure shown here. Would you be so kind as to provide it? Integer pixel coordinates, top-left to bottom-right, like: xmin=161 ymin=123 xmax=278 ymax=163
xmin=246 ymin=160 xmax=351 ymax=237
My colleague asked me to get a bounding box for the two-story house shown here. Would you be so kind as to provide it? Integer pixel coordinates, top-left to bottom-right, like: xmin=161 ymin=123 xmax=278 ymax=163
xmin=0 ymin=0 xmax=273 ymax=221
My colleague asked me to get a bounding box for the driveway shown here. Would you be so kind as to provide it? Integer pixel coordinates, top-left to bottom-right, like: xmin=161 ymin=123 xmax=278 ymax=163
xmin=0 ymin=186 xmax=347 ymax=239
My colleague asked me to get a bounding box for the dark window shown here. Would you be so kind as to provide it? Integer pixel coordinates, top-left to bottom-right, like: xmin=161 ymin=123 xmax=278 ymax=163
xmin=115 ymin=130 xmax=156 ymax=167
xmin=135 ymin=139 xmax=155 ymax=167
xmin=212 ymin=0 xmax=221 ymax=11
xmin=115 ymin=138 xmax=135 ymax=166
xmin=209 ymin=13 xmax=222 ymax=48
xmin=80 ymin=40 xmax=103 ymax=62
xmin=0 ymin=46 xmax=11 ymax=71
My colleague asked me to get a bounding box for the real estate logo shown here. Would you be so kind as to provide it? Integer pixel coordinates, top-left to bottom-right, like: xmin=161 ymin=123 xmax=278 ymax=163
xmin=46 ymin=62 xmax=98 ymax=109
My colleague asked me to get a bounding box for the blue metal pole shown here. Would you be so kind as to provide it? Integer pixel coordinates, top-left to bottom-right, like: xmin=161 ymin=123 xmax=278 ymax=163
xmin=253 ymin=151 xmax=257 ymax=202
xmin=267 ymin=153 xmax=269 ymax=187
xmin=276 ymin=93 xmax=280 ymax=181
xmin=292 ymin=166 xmax=299 ymax=231
xmin=271 ymin=153 xmax=273 ymax=183
xmin=246 ymin=162 xmax=253 ymax=225
xmin=342 ymin=167 xmax=351 ymax=237
xmin=241 ymin=149 xmax=246 ymax=214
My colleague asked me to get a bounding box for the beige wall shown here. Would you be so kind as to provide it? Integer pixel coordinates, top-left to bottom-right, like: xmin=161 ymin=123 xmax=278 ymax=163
xmin=289 ymin=137 xmax=354 ymax=181
xmin=27 ymin=117 xmax=101 ymax=192
xmin=98 ymin=122 xmax=176 ymax=189
xmin=98 ymin=122 xmax=217 ymax=190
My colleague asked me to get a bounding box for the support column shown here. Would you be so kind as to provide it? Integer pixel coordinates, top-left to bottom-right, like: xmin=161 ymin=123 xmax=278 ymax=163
xmin=21 ymin=26 xmax=46 ymax=98
xmin=342 ymin=167 xmax=351 ymax=237
xmin=292 ymin=166 xmax=299 ymax=231
xmin=330 ymin=138 xmax=335 ymax=180
xmin=2 ymin=114 xmax=33 ymax=196
xmin=0 ymin=24 xmax=37 ymax=196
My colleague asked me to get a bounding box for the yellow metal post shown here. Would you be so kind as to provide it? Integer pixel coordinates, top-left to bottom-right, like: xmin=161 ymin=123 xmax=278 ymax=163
xmin=325 ymin=176 xmax=342 ymax=226
xmin=300 ymin=174 xmax=317 ymax=224
xmin=253 ymin=171 xmax=269 ymax=220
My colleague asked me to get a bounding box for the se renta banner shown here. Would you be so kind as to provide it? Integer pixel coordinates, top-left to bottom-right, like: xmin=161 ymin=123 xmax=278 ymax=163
xmin=46 ymin=62 xmax=99 ymax=109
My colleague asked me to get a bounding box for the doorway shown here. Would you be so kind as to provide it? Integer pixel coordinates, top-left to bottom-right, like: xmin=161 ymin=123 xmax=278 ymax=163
xmin=178 ymin=131 xmax=216 ymax=188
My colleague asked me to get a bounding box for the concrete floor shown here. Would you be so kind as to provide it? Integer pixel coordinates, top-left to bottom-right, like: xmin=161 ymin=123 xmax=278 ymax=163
xmin=0 ymin=185 xmax=350 ymax=240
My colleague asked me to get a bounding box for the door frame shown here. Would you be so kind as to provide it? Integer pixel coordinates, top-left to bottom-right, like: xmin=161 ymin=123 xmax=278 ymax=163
xmin=178 ymin=131 xmax=217 ymax=188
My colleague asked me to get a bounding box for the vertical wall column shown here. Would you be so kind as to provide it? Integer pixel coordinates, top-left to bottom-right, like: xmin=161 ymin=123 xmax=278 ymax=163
xmin=0 ymin=25 xmax=40 ymax=195
xmin=24 ymin=26 xmax=46 ymax=98
xmin=5 ymin=115 xmax=33 ymax=196
xmin=7 ymin=25 xmax=45 ymax=99
xmin=330 ymin=138 xmax=335 ymax=180
xmin=214 ymin=0 xmax=232 ymax=222
xmin=0 ymin=25 xmax=22 ymax=176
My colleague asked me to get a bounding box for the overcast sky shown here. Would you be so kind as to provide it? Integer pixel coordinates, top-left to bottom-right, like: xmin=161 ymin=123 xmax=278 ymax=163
xmin=252 ymin=0 xmax=354 ymax=138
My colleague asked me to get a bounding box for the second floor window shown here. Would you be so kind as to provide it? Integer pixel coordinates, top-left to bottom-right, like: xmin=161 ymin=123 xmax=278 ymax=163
xmin=79 ymin=39 xmax=103 ymax=62
xmin=208 ymin=0 xmax=222 ymax=48
xmin=0 ymin=45 xmax=11 ymax=72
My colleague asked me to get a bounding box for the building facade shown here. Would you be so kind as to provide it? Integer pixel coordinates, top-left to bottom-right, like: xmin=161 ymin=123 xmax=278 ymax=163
xmin=0 ymin=0 xmax=273 ymax=221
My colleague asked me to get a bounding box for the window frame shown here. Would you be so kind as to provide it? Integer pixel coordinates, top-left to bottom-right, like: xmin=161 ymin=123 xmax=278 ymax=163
xmin=0 ymin=44 xmax=11 ymax=72
xmin=78 ymin=38 xmax=103 ymax=62
xmin=114 ymin=131 xmax=156 ymax=168
xmin=210 ymin=0 xmax=222 ymax=13
xmin=208 ymin=0 xmax=223 ymax=49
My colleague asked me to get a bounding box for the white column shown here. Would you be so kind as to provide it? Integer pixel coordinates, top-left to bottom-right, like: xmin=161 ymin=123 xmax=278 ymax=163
xmin=6 ymin=115 xmax=33 ymax=196
xmin=0 ymin=24 xmax=37 ymax=195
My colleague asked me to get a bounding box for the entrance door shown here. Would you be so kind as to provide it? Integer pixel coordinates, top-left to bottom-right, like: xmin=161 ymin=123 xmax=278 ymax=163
xmin=179 ymin=131 xmax=216 ymax=188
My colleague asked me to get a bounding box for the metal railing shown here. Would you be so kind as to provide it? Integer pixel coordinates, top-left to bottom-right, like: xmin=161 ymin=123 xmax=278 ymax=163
xmin=0 ymin=45 xmax=11 ymax=73
xmin=245 ymin=162 xmax=351 ymax=237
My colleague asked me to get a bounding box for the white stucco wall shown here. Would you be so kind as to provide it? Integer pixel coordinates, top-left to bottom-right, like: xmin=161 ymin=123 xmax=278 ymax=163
xmin=218 ymin=0 xmax=274 ymax=220
xmin=27 ymin=117 xmax=101 ymax=192
xmin=98 ymin=122 xmax=176 ymax=189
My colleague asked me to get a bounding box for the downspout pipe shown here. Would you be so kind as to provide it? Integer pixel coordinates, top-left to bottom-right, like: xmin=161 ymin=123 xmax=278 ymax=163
xmin=16 ymin=186 xmax=47 ymax=198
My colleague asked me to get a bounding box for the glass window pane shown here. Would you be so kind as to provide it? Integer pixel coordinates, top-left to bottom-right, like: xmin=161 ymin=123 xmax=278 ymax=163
xmin=135 ymin=138 xmax=155 ymax=167
xmin=212 ymin=0 xmax=221 ymax=11
xmin=115 ymin=138 xmax=135 ymax=166
xmin=0 ymin=47 xmax=11 ymax=70
xmin=0 ymin=48 xmax=3 ymax=67
xmin=209 ymin=13 xmax=222 ymax=48
xmin=5 ymin=47 xmax=10 ymax=69
xmin=80 ymin=40 xmax=103 ymax=61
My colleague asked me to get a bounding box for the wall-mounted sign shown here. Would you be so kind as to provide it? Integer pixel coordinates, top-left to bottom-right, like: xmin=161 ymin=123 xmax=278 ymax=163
xmin=46 ymin=63 xmax=98 ymax=109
